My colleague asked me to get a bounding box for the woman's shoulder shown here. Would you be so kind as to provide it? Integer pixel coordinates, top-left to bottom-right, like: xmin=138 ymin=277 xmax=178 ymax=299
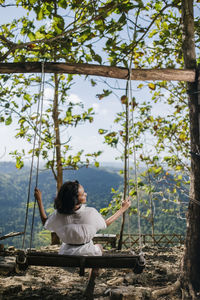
xmin=74 ymin=205 xmax=99 ymax=217
xmin=44 ymin=209 xmax=67 ymax=231
xmin=82 ymin=206 xmax=98 ymax=214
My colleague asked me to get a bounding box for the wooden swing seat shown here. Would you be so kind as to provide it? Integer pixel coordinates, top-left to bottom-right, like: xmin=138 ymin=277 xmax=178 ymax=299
xmin=16 ymin=250 xmax=145 ymax=276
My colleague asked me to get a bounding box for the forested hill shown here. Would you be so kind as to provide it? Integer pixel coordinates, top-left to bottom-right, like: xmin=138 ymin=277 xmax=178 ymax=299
xmin=0 ymin=162 xmax=187 ymax=248
xmin=0 ymin=162 xmax=122 ymax=247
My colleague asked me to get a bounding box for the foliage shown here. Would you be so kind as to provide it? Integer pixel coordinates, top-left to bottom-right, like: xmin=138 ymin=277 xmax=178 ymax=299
xmin=0 ymin=1 xmax=199 ymax=175
xmin=0 ymin=72 xmax=101 ymax=175
xmin=0 ymin=162 xmax=186 ymax=249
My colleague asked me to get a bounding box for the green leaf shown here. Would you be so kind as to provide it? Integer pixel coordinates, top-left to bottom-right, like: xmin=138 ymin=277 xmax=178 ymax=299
xmin=98 ymin=129 xmax=107 ymax=135
xmin=5 ymin=116 xmax=12 ymax=125
xmin=24 ymin=94 xmax=32 ymax=102
xmin=94 ymin=161 xmax=99 ymax=167
xmin=148 ymin=83 xmax=156 ymax=90
xmin=16 ymin=157 xmax=24 ymax=169
xmin=91 ymin=79 xmax=97 ymax=86
xmin=58 ymin=0 xmax=68 ymax=9
xmin=94 ymin=54 xmax=102 ymax=64
xmin=148 ymin=29 xmax=157 ymax=38
xmin=137 ymin=83 xmax=144 ymax=89
xmin=37 ymin=8 xmax=44 ymax=21
xmin=28 ymin=32 xmax=35 ymax=41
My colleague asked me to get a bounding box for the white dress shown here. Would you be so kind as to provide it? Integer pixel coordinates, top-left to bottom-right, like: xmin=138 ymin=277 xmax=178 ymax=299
xmin=44 ymin=205 xmax=107 ymax=256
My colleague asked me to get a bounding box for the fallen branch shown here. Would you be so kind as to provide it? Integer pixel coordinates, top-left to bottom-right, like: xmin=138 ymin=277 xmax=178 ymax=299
xmin=151 ymin=280 xmax=181 ymax=299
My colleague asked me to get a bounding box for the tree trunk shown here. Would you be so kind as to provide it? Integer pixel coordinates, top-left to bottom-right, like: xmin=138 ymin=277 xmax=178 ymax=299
xmin=181 ymin=0 xmax=200 ymax=298
xmin=53 ymin=73 xmax=63 ymax=191
xmin=148 ymin=173 xmax=155 ymax=241
xmin=50 ymin=0 xmax=62 ymax=245
xmin=51 ymin=73 xmax=62 ymax=245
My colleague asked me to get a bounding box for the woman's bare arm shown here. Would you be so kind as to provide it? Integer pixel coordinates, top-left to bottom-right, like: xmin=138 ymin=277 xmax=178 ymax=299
xmin=105 ymin=196 xmax=131 ymax=227
xmin=34 ymin=187 xmax=48 ymax=225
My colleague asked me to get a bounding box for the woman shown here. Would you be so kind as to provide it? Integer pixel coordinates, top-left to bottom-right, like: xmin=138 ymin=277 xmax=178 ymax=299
xmin=34 ymin=180 xmax=131 ymax=298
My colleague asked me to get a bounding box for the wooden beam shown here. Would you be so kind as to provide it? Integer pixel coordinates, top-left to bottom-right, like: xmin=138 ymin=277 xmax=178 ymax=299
xmin=0 ymin=62 xmax=197 ymax=82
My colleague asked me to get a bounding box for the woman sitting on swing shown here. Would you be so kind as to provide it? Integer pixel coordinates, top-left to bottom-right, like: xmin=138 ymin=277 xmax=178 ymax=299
xmin=35 ymin=180 xmax=131 ymax=299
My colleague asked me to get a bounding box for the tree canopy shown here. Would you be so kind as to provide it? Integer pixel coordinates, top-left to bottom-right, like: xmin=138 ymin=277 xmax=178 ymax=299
xmin=0 ymin=0 xmax=199 ymax=174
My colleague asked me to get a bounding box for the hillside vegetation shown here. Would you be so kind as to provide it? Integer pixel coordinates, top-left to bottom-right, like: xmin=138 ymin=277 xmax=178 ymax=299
xmin=0 ymin=162 xmax=187 ymax=248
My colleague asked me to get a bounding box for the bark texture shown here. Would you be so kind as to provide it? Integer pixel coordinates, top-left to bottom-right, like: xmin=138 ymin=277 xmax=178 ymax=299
xmin=182 ymin=0 xmax=200 ymax=298
xmin=52 ymin=73 xmax=63 ymax=192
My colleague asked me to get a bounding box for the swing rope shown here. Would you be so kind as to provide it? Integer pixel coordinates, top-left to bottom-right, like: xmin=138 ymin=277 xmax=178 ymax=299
xmin=124 ymin=75 xmax=131 ymax=245
xmin=30 ymin=62 xmax=45 ymax=249
xmin=125 ymin=60 xmax=143 ymax=257
xmin=22 ymin=62 xmax=45 ymax=250
xmin=129 ymin=76 xmax=143 ymax=254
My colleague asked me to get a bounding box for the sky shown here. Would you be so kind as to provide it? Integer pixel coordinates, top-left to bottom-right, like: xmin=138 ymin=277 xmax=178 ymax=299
xmin=0 ymin=3 xmax=176 ymax=166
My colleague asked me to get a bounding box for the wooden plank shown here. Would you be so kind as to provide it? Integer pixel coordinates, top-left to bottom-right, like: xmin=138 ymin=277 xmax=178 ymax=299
xmin=26 ymin=252 xmax=139 ymax=268
xmin=93 ymin=234 xmax=117 ymax=248
xmin=0 ymin=231 xmax=24 ymax=241
xmin=0 ymin=62 xmax=197 ymax=82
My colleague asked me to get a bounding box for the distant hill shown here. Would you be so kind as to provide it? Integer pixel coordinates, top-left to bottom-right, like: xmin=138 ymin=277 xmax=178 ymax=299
xmin=0 ymin=162 xmax=123 ymax=247
xmin=0 ymin=161 xmax=29 ymax=174
xmin=0 ymin=162 xmax=187 ymax=248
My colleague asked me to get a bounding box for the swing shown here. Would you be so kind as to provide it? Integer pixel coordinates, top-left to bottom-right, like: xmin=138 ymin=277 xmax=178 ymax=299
xmin=16 ymin=62 xmax=145 ymax=276
xmin=16 ymin=250 xmax=145 ymax=276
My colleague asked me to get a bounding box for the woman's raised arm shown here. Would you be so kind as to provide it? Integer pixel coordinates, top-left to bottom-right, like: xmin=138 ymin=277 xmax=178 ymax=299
xmin=105 ymin=196 xmax=131 ymax=227
xmin=34 ymin=187 xmax=48 ymax=225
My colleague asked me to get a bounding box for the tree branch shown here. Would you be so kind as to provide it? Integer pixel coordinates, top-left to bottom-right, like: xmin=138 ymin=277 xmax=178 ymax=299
xmin=151 ymin=279 xmax=181 ymax=299
xmin=0 ymin=0 xmax=119 ymax=61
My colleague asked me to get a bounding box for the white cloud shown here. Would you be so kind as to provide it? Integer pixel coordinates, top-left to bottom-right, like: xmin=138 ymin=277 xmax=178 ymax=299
xmin=67 ymin=94 xmax=81 ymax=104
xmin=43 ymin=90 xmax=82 ymax=105
xmin=101 ymin=109 xmax=108 ymax=116
xmin=92 ymin=103 xmax=100 ymax=112
xmin=44 ymin=87 xmax=54 ymax=101
xmin=92 ymin=103 xmax=108 ymax=116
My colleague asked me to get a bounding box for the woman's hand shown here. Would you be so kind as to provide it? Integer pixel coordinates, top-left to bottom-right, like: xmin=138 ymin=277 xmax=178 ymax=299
xmin=121 ymin=196 xmax=131 ymax=212
xmin=34 ymin=187 xmax=42 ymax=203
xmin=105 ymin=196 xmax=132 ymax=227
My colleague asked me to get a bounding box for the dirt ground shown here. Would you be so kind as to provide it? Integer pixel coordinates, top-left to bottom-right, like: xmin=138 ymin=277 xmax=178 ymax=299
xmin=0 ymin=244 xmax=183 ymax=300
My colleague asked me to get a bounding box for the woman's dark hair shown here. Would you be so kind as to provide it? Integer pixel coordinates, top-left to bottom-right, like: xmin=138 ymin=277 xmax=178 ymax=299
xmin=54 ymin=180 xmax=80 ymax=214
